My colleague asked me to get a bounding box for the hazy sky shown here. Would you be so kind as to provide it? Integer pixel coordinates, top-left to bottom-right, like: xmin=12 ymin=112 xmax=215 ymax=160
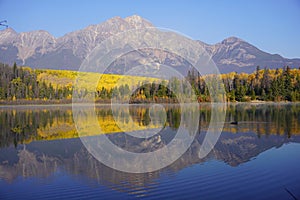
xmin=1 ymin=0 xmax=299 ymax=58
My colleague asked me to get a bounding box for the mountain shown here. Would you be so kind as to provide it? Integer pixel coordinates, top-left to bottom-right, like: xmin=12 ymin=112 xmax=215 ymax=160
xmin=0 ymin=15 xmax=299 ymax=73
xmin=198 ymin=37 xmax=300 ymax=73
xmin=0 ymin=15 xmax=153 ymax=71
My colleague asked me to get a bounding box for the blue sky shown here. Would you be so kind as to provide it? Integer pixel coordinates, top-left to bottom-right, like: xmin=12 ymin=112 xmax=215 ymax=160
xmin=1 ymin=0 xmax=299 ymax=58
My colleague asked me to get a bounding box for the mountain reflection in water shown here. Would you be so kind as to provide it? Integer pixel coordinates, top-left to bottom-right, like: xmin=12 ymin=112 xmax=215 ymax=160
xmin=0 ymin=103 xmax=300 ymax=199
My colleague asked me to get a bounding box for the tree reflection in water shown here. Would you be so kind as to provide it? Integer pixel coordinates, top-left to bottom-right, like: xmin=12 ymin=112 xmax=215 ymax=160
xmin=0 ymin=103 xmax=300 ymax=195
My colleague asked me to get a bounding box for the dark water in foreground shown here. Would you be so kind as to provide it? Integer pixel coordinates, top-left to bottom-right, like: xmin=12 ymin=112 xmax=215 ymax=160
xmin=0 ymin=103 xmax=300 ymax=200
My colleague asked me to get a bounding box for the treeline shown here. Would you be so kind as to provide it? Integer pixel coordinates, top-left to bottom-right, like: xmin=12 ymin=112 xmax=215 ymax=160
xmin=0 ymin=62 xmax=72 ymax=101
xmin=1 ymin=62 xmax=299 ymax=103
xmin=221 ymin=66 xmax=300 ymax=102
xmin=96 ymin=80 xmax=181 ymax=103
xmin=104 ymin=66 xmax=300 ymax=102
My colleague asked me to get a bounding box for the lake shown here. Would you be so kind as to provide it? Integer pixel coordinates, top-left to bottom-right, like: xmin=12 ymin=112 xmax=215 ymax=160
xmin=0 ymin=103 xmax=300 ymax=200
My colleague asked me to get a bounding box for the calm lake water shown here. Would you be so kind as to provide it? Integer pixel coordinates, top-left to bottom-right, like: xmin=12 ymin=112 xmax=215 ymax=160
xmin=0 ymin=103 xmax=300 ymax=200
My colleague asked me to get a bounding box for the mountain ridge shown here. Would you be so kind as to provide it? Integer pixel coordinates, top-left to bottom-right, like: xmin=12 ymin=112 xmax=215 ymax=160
xmin=0 ymin=15 xmax=299 ymax=73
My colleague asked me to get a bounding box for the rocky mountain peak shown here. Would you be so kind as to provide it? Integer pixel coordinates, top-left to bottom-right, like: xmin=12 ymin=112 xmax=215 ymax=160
xmin=124 ymin=15 xmax=153 ymax=28
xmin=19 ymin=30 xmax=54 ymax=39
xmin=221 ymin=36 xmax=244 ymax=45
xmin=0 ymin=16 xmax=299 ymax=73
xmin=0 ymin=27 xmax=18 ymax=44
xmin=15 ymin=30 xmax=56 ymax=64
xmin=0 ymin=27 xmax=16 ymax=34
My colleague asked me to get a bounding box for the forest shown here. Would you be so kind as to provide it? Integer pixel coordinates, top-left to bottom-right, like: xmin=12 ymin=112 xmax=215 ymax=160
xmin=0 ymin=62 xmax=73 ymax=102
xmin=0 ymin=62 xmax=299 ymax=103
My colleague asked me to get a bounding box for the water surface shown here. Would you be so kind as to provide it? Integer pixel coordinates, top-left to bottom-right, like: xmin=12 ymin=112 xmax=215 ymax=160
xmin=0 ymin=103 xmax=299 ymax=199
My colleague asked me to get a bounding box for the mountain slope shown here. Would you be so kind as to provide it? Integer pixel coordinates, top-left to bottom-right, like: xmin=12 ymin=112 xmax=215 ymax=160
xmin=0 ymin=15 xmax=299 ymax=73
xmin=0 ymin=15 xmax=154 ymax=70
xmin=207 ymin=37 xmax=300 ymax=73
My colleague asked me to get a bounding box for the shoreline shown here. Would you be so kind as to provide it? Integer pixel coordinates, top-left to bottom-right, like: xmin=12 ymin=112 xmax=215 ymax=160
xmin=0 ymin=99 xmax=299 ymax=107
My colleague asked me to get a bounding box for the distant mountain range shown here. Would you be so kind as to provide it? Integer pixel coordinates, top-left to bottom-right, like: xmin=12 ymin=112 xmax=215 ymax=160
xmin=0 ymin=15 xmax=299 ymax=73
